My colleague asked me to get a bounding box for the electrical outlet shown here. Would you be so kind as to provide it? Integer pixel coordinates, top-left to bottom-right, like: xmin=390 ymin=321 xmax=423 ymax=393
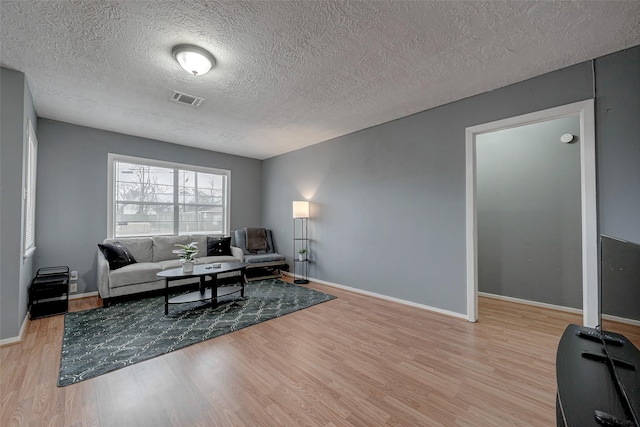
xmin=69 ymin=283 xmax=78 ymax=293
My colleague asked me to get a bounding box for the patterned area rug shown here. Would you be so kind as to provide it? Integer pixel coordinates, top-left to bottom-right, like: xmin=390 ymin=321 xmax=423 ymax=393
xmin=58 ymin=279 xmax=335 ymax=386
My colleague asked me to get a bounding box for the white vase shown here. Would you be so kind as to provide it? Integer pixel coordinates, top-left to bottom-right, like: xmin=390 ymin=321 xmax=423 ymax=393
xmin=182 ymin=262 xmax=194 ymax=273
xmin=298 ymin=254 xmax=306 ymax=261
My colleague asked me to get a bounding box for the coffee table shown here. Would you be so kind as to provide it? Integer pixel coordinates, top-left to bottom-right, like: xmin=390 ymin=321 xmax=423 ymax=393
xmin=157 ymin=262 xmax=248 ymax=315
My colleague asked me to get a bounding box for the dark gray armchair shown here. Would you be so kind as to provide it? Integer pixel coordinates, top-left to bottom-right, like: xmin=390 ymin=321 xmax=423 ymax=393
xmin=231 ymin=228 xmax=288 ymax=281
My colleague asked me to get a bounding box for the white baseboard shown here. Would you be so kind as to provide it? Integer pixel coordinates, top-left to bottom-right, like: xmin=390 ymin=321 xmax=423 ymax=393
xmin=479 ymin=292 xmax=640 ymax=327
xmin=0 ymin=313 xmax=29 ymax=347
xmin=0 ymin=291 xmax=100 ymax=347
xmin=478 ymin=292 xmax=583 ymax=314
xmin=602 ymin=313 xmax=640 ymax=327
xmin=283 ymin=272 xmax=467 ymax=321
xmin=69 ymin=291 xmax=99 ymax=300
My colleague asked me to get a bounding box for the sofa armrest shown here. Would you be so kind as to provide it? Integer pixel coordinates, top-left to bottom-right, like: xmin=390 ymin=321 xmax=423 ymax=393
xmin=96 ymin=250 xmax=111 ymax=299
xmin=231 ymin=246 xmax=244 ymax=261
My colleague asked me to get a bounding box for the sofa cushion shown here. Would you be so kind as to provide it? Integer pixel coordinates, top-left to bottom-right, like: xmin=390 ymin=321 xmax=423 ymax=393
xmin=188 ymin=235 xmax=208 ymax=253
xmin=244 ymin=253 xmax=286 ymax=264
xmin=109 ymin=262 xmax=163 ymax=288
xmin=104 ymin=237 xmax=153 ymax=263
xmin=157 ymin=259 xmax=184 ymax=271
xmin=152 ymin=235 xmax=194 ymax=262
xmin=207 ymin=236 xmax=232 ymax=256
xmin=98 ymin=242 xmax=137 ymax=270
xmin=198 ymin=255 xmax=241 ymax=264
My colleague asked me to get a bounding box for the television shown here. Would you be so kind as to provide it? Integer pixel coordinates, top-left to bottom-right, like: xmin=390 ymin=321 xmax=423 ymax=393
xmin=601 ymin=235 xmax=640 ymax=322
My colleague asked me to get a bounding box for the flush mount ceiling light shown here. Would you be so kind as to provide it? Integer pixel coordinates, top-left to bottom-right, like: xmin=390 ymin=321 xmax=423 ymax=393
xmin=172 ymin=44 xmax=216 ymax=76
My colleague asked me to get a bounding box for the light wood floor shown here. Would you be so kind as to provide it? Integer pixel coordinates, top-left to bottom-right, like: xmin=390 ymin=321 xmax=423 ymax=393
xmin=2 ymin=278 xmax=639 ymax=427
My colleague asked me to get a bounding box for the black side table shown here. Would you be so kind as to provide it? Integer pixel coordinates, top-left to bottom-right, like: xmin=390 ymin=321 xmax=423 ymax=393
xmin=29 ymin=266 xmax=70 ymax=319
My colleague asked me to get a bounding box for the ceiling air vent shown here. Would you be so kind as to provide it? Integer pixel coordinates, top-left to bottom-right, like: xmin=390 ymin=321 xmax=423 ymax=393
xmin=170 ymin=90 xmax=204 ymax=108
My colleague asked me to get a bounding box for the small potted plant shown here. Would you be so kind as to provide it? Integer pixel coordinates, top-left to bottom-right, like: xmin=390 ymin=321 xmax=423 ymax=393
xmin=173 ymin=242 xmax=199 ymax=273
xmin=298 ymin=248 xmax=308 ymax=261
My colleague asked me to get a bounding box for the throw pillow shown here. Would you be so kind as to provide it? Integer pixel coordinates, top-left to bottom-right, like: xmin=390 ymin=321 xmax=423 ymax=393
xmin=207 ymin=236 xmax=232 ymax=256
xmin=98 ymin=241 xmax=137 ymax=270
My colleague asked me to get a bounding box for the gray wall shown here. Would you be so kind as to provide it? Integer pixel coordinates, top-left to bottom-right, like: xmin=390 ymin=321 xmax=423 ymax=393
xmin=263 ymin=46 xmax=639 ymax=319
xmin=596 ymin=46 xmax=640 ymax=320
xmin=263 ymin=62 xmax=593 ymax=315
xmin=0 ymin=68 xmax=37 ymax=341
xmin=476 ymin=117 xmax=582 ymax=308
xmin=34 ymin=120 xmax=263 ymax=295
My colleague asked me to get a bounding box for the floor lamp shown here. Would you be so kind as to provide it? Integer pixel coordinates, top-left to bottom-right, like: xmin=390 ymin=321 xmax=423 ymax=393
xmin=293 ymin=201 xmax=310 ymax=284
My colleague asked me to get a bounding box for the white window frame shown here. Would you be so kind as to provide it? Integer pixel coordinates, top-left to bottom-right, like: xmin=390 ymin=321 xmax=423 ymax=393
xmin=23 ymin=119 xmax=38 ymax=259
xmin=107 ymin=153 xmax=230 ymax=238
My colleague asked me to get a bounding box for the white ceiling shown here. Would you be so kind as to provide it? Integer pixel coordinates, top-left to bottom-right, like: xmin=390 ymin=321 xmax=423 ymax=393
xmin=1 ymin=1 xmax=639 ymax=160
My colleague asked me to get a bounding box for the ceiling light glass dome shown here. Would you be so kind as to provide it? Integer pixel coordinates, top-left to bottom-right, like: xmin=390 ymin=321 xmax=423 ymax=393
xmin=172 ymin=45 xmax=216 ymax=76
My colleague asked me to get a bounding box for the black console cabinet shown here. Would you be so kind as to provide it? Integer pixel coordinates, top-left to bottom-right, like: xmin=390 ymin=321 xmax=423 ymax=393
xmin=29 ymin=266 xmax=70 ymax=319
xmin=556 ymin=324 xmax=640 ymax=427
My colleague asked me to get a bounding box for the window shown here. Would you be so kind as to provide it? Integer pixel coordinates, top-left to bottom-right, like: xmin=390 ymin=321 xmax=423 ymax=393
xmin=108 ymin=154 xmax=230 ymax=238
xmin=23 ymin=119 xmax=38 ymax=258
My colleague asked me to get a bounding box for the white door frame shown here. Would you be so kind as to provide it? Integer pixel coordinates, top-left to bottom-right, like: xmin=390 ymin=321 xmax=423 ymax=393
xmin=465 ymin=99 xmax=598 ymax=327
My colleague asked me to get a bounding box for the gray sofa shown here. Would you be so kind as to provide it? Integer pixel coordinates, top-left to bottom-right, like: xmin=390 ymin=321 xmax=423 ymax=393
xmin=97 ymin=234 xmax=243 ymax=306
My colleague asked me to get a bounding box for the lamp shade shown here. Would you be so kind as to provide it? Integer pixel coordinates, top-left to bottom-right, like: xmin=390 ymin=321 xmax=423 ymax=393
xmin=293 ymin=201 xmax=309 ymax=218
xmin=172 ymin=44 xmax=216 ymax=76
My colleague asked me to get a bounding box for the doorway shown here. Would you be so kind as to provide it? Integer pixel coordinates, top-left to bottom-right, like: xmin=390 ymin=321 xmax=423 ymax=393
xmin=465 ymin=100 xmax=598 ymax=326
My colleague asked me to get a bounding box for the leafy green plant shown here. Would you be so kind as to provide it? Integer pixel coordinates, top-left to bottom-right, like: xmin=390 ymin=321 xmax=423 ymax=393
xmin=173 ymin=242 xmax=199 ymax=263
xmin=298 ymin=248 xmax=308 ymax=255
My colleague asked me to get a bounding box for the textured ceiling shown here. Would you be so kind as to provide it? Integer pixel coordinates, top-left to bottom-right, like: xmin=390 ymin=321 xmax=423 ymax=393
xmin=1 ymin=1 xmax=639 ymax=160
